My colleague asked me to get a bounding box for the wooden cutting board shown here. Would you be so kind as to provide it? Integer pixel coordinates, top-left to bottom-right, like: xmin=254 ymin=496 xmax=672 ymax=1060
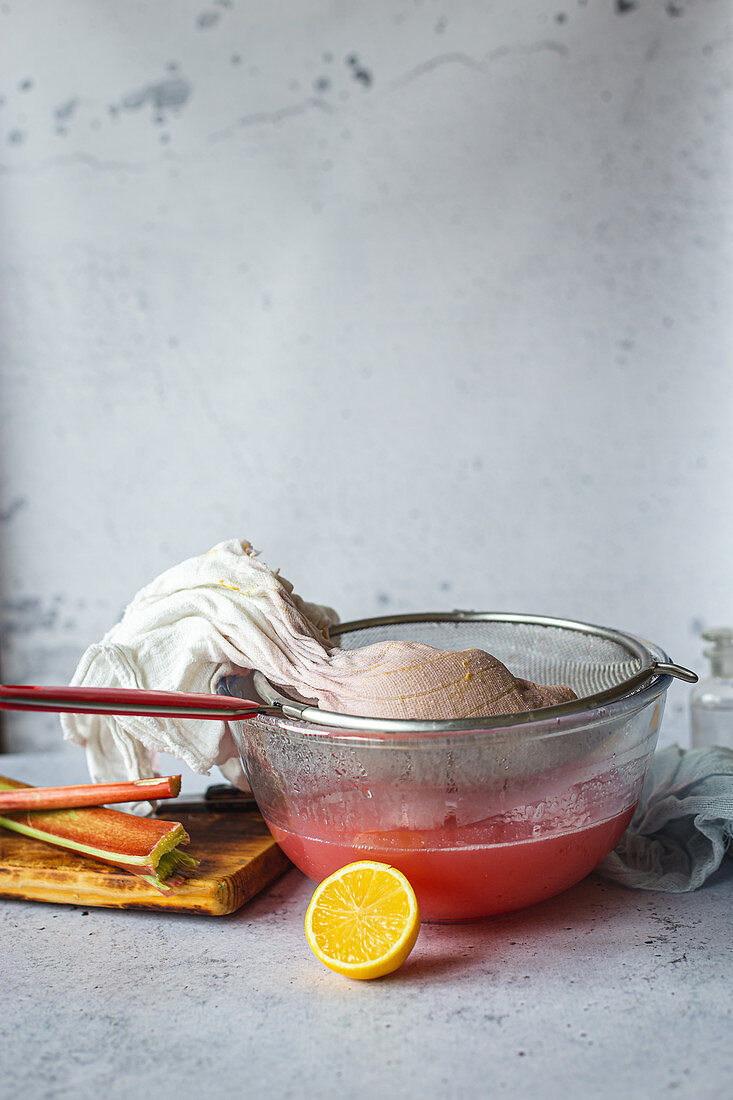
xmin=0 ymin=805 xmax=292 ymax=915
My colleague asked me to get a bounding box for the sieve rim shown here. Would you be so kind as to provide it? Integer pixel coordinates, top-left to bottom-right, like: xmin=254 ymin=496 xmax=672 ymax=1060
xmin=251 ymin=611 xmax=695 ymax=733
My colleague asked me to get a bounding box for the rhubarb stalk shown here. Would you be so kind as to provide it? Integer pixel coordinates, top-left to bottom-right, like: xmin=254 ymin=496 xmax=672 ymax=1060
xmin=0 ymin=774 xmax=198 ymax=895
xmin=0 ymin=775 xmax=182 ymax=812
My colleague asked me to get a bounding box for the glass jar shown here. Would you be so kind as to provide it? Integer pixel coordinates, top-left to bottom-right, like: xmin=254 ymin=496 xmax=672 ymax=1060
xmin=690 ymin=628 xmax=733 ymax=749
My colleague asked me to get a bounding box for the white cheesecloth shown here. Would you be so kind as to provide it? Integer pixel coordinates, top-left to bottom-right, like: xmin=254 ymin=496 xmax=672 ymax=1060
xmin=60 ymin=538 xmax=574 ymax=793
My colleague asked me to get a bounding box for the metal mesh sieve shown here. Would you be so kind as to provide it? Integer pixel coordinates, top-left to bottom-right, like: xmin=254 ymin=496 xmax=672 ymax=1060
xmin=252 ymin=612 xmax=696 ymax=733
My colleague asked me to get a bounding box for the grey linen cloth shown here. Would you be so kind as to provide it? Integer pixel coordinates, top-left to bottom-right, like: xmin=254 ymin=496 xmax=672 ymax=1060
xmin=598 ymin=744 xmax=733 ymax=892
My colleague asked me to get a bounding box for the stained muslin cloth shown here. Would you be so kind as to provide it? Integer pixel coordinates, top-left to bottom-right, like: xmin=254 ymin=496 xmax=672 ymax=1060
xmin=61 ymin=539 xmax=575 ymax=794
xmin=598 ymin=744 xmax=733 ymax=891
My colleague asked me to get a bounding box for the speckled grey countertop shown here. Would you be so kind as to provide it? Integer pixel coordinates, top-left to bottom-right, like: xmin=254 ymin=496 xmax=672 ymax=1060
xmin=2 ymin=750 xmax=732 ymax=1100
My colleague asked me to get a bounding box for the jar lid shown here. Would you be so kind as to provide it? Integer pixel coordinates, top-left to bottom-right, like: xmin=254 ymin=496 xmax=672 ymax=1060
xmin=702 ymin=627 xmax=733 ymax=647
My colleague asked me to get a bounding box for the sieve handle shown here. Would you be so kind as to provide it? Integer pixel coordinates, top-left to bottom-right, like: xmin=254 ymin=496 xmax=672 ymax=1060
xmin=0 ymin=683 xmax=274 ymax=720
xmin=654 ymin=662 xmax=698 ymax=683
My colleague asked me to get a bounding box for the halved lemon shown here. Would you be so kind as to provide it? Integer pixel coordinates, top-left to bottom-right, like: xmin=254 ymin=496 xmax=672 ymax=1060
xmin=305 ymin=861 xmax=421 ymax=980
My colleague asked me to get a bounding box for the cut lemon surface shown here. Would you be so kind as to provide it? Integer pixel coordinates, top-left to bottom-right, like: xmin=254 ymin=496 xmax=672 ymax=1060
xmin=305 ymin=861 xmax=421 ymax=980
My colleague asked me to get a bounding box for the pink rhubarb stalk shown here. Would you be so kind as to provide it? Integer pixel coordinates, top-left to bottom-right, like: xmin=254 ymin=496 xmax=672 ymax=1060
xmin=0 ymin=774 xmax=181 ymax=812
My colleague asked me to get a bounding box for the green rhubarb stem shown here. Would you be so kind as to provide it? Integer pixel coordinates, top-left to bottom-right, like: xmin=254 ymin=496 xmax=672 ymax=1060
xmin=0 ymin=810 xmax=186 ymax=868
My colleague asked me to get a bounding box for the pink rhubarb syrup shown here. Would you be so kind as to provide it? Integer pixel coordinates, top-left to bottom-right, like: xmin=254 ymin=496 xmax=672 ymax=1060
xmin=266 ymin=798 xmax=635 ymax=922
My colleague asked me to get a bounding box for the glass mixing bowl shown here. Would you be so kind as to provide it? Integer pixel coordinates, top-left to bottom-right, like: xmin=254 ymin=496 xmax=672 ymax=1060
xmin=223 ymin=650 xmax=671 ymax=922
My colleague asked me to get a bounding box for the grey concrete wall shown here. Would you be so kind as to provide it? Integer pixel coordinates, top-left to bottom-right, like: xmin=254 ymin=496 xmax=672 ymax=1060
xmin=1 ymin=0 xmax=731 ymax=751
